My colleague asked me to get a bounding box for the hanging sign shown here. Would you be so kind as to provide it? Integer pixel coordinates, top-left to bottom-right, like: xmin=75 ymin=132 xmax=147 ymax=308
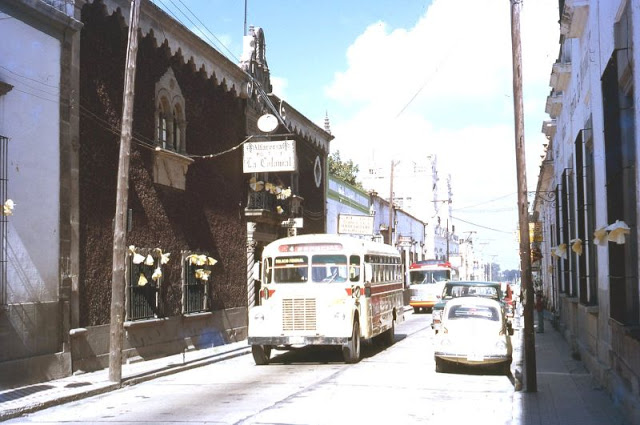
xmin=243 ymin=140 xmax=297 ymax=173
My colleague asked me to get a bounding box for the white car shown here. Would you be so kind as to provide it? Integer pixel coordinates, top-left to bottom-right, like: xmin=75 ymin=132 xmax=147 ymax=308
xmin=434 ymin=296 xmax=513 ymax=374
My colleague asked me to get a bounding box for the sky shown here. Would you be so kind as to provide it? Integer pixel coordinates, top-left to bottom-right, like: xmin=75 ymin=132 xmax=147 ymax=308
xmin=152 ymin=0 xmax=561 ymax=270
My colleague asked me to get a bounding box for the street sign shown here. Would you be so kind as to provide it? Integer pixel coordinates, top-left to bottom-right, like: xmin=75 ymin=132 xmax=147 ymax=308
xmin=397 ymin=235 xmax=412 ymax=247
xmin=281 ymin=217 xmax=303 ymax=228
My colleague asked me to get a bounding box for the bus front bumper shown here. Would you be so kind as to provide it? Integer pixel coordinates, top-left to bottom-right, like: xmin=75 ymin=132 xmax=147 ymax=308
xmin=248 ymin=335 xmax=350 ymax=346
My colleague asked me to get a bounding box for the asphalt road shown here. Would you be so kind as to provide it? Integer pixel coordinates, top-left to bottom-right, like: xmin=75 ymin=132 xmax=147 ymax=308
xmin=7 ymin=311 xmax=517 ymax=425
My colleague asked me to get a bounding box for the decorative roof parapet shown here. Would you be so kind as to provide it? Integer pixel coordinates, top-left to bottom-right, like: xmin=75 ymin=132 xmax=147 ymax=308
xmin=541 ymin=120 xmax=557 ymax=140
xmin=94 ymin=0 xmax=332 ymax=151
xmin=550 ymin=62 xmax=572 ymax=91
xmin=270 ymin=95 xmax=333 ymax=153
xmin=545 ymin=91 xmax=563 ymax=119
xmin=95 ymin=0 xmax=249 ymax=98
xmin=560 ymin=0 xmax=589 ymax=39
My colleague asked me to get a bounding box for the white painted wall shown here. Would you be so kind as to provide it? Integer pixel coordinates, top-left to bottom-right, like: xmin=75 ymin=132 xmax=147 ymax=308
xmin=0 ymin=12 xmax=60 ymax=303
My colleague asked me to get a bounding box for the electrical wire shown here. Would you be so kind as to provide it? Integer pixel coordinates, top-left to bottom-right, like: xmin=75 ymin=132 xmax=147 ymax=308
xmin=453 ymin=192 xmax=517 ymax=211
xmin=450 ymin=215 xmax=513 ymax=234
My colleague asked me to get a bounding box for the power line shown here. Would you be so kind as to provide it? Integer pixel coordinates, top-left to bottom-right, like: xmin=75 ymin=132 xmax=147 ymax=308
xmin=453 ymin=192 xmax=516 ymax=211
xmin=451 ymin=215 xmax=513 ymax=234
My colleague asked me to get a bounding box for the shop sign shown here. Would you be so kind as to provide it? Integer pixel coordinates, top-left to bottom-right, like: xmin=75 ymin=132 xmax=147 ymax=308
xmin=243 ymin=140 xmax=297 ymax=173
xmin=338 ymin=214 xmax=374 ymax=236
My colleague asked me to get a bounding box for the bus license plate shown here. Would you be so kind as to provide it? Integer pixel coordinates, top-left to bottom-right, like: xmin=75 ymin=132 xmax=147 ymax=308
xmin=467 ymin=353 xmax=484 ymax=361
xmin=288 ymin=336 xmax=305 ymax=344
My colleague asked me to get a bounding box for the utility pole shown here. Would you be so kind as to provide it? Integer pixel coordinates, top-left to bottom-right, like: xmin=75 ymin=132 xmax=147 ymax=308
xmin=510 ymin=0 xmax=537 ymax=392
xmin=446 ymin=219 xmax=449 ymax=261
xmin=109 ymin=0 xmax=141 ymax=383
xmin=388 ymin=160 xmax=395 ymax=245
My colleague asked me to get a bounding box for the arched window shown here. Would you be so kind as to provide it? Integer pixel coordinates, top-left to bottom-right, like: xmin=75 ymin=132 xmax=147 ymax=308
xmin=155 ymin=68 xmax=186 ymax=153
xmin=152 ymin=68 xmax=192 ymax=191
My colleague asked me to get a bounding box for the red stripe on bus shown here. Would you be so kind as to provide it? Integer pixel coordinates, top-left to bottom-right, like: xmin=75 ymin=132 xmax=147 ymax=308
xmin=368 ymin=282 xmax=404 ymax=295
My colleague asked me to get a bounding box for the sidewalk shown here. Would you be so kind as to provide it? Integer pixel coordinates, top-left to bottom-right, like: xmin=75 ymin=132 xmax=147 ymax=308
xmin=511 ymin=313 xmax=632 ymax=425
xmin=0 ymin=341 xmax=251 ymax=422
xmin=1 ymin=316 xmax=633 ymax=424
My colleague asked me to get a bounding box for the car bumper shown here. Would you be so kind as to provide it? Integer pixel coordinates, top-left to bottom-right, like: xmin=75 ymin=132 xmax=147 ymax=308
xmin=434 ymin=351 xmax=512 ymax=365
xmin=411 ymin=301 xmax=437 ymax=308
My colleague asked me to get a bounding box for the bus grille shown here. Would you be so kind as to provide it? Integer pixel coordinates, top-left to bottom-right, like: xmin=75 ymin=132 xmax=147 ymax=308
xmin=282 ymin=298 xmax=317 ymax=331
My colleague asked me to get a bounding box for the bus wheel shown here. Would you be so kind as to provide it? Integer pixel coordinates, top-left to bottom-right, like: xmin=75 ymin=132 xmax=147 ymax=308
xmin=251 ymin=344 xmax=272 ymax=365
xmin=435 ymin=358 xmax=448 ymax=373
xmin=342 ymin=320 xmax=361 ymax=364
xmin=413 ymin=307 xmax=420 ymax=314
xmin=381 ymin=318 xmax=395 ymax=346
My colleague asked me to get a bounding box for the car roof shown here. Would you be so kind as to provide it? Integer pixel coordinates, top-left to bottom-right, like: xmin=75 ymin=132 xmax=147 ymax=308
xmin=445 ymin=281 xmax=501 ymax=287
xmin=445 ymin=296 xmax=503 ymax=309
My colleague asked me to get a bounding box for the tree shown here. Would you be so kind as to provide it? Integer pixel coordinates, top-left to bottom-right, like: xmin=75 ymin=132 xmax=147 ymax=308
xmin=328 ymin=151 xmax=363 ymax=189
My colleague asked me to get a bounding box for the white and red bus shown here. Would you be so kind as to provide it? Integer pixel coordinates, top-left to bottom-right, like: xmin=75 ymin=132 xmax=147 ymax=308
xmin=408 ymin=259 xmax=457 ymax=313
xmin=248 ymin=234 xmax=405 ymax=365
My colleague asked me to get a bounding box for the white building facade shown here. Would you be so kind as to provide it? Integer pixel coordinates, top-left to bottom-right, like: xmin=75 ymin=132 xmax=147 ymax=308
xmin=534 ymin=1 xmax=640 ymax=421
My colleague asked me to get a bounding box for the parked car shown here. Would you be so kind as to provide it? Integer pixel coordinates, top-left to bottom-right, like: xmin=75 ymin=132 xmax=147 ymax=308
xmin=434 ymin=296 xmax=513 ymax=374
xmin=431 ymin=281 xmax=504 ymax=334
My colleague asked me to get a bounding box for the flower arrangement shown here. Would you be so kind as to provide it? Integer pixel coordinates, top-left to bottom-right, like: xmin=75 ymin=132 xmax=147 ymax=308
xmin=186 ymin=253 xmax=217 ymax=282
xmin=128 ymin=246 xmax=170 ymax=286
xmin=3 ymin=199 xmax=15 ymax=216
xmin=249 ymin=177 xmax=292 ymax=200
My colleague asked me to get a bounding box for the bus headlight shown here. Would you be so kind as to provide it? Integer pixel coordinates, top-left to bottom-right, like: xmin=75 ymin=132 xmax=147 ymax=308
xmin=495 ymin=340 xmax=507 ymax=352
xmin=333 ymin=311 xmax=346 ymax=321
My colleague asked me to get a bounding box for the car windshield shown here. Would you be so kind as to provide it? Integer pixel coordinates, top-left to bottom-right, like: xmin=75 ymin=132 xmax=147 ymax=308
xmin=448 ymin=304 xmax=500 ymax=321
xmin=444 ymin=285 xmax=499 ymax=300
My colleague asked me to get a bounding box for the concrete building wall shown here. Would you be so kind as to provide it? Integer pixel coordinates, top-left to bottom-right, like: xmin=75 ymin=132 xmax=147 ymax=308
xmin=0 ymin=0 xmax=81 ymax=387
xmin=0 ymin=4 xmax=62 ymax=304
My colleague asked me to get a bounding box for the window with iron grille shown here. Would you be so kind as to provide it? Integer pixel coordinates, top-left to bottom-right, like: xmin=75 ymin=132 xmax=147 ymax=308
xmin=560 ymin=172 xmax=570 ymax=294
xmin=0 ymin=136 xmax=7 ymax=305
xmin=126 ymin=248 xmax=162 ymax=321
xmin=182 ymin=252 xmax=216 ymax=314
xmin=577 ymin=127 xmax=598 ymax=306
xmin=602 ymin=44 xmax=638 ymax=325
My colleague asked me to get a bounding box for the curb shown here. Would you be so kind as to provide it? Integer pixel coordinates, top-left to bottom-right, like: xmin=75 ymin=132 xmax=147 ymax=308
xmin=0 ymin=346 xmax=251 ymax=422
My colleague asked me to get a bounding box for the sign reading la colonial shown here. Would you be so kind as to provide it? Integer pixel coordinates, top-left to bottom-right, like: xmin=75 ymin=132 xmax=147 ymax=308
xmin=243 ymin=140 xmax=297 ymax=173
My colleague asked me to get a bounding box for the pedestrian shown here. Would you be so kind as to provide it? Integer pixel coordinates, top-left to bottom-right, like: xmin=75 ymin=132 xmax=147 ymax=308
xmin=535 ymin=291 xmax=544 ymax=333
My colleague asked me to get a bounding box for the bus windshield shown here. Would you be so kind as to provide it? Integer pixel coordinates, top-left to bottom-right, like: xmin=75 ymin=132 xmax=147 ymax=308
xmin=311 ymin=254 xmax=348 ymax=283
xmin=410 ymin=270 xmax=451 ymax=285
xmin=273 ymin=256 xmax=308 ymax=283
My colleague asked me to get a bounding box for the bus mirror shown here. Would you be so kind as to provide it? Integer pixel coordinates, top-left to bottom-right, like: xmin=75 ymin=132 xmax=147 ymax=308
xmin=251 ymin=262 xmax=261 ymax=281
xmin=364 ymin=264 xmax=373 ymax=282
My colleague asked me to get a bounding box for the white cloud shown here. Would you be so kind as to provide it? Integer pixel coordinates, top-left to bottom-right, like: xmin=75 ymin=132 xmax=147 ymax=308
xmin=326 ymin=0 xmax=559 ymax=268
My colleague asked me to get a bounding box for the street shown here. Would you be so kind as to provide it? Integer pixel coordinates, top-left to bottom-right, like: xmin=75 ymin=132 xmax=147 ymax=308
xmin=6 ymin=311 xmax=517 ymax=425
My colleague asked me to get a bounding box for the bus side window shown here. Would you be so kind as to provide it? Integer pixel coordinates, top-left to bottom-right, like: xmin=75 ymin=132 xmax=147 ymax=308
xmin=349 ymin=255 xmax=361 ymax=282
